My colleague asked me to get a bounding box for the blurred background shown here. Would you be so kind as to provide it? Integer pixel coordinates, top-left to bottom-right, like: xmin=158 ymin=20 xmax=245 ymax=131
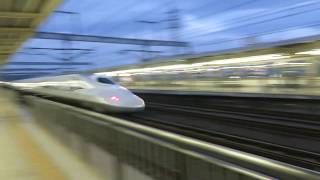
xmin=3 ymin=0 xmax=320 ymax=83
xmin=1 ymin=1 xmax=320 ymax=180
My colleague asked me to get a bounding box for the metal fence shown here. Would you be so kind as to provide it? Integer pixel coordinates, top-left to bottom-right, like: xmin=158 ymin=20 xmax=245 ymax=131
xmin=25 ymin=96 xmax=320 ymax=180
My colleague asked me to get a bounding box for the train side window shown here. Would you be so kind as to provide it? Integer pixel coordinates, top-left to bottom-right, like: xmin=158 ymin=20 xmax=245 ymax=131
xmin=97 ymin=77 xmax=115 ymax=85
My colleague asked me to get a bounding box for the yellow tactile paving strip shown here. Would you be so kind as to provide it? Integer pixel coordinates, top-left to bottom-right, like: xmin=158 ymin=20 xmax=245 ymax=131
xmin=11 ymin=121 xmax=67 ymax=180
xmin=0 ymin=121 xmax=39 ymax=180
xmin=0 ymin=89 xmax=104 ymax=180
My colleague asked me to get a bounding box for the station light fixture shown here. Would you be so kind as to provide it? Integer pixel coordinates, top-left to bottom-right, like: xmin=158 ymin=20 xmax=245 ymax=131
xmin=97 ymin=54 xmax=290 ymax=77
xmin=295 ymin=49 xmax=320 ymax=55
xmin=195 ymin=54 xmax=290 ymax=66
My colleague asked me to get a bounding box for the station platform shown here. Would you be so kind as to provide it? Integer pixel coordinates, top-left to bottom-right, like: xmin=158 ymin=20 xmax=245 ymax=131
xmin=0 ymin=89 xmax=104 ymax=180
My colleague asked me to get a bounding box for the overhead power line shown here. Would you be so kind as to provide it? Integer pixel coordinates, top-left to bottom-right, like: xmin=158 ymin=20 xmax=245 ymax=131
xmin=184 ymin=0 xmax=319 ymax=39
xmin=197 ymin=0 xmax=257 ymax=19
xmin=24 ymin=47 xmax=94 ymax=51
xmin=8 ymin=62 xmax=92 ymax=66
xmin=120 ymin=49 xmax=162 ymax=53
xmin=198 ymin=21 xmax=320 ymax=46
xmin=103 ymin=0 xmax=172 ymax=33
xmin=18 ymin=47 xmax=94 ymax=61
xmin=228 ymin=0 xmax=319 ymax=25
xmin=181 ymin=0 xmax=260 ymax=36
xmin=34 ymin=32 xmax=189 ymax=47
xmin=0 ymin=68 xmax=75 ymax=72
xmin=190 ymin=5 xmax=320 ymax=39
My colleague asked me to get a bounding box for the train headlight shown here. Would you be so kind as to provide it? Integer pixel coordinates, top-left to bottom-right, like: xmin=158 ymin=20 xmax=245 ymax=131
xmin=110 ymin=96 xmax=120 ymax=102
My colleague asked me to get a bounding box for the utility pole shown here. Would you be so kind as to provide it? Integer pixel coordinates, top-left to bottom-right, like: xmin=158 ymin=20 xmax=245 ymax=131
xmin=136 ymin=7 xmax=184 ymax=58
xmin=243 ymin=36 xmax=259 ymax=47
xmin=52 ymin=10 xmax=89 ymax=73
xmin=167 ymin=8 xmax=181 ymax=42
xmin=119 ymin=48 xmax=163 ymax=62
xmin=166 ymin=8 xmax=183 ymax=55
xmin=135 ymin=20 xmax=161 ymax=61
xmin=54 ymin=11 xmax=83 ymax=62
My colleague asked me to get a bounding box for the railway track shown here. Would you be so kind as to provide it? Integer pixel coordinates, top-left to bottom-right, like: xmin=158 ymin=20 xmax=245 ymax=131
xmin=17 ymin=89 xmax=320 ymax=170
xmin=115 ymin=103 xmax=320 ymax=171
xmin=112 ymin=92 xmax=320 ymax=171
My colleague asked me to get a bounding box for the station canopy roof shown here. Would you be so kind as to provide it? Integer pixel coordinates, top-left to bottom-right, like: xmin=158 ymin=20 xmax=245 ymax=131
xmin=0 ymin=0 xmax=62 ymax=65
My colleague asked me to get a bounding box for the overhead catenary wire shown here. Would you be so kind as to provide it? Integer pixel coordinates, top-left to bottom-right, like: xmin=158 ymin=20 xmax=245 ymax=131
xmin=189 ymin=0 xmax=258 ymax=20
xmin=84 ymin=0 xmax=140 ymax=29
xmin=188 ymin=5 xmax=320 ymax=39
xmin=136 ymin=0 xmax=259 ymax=42
xmin=227 ymin=0 xmax=319 ymax=24
xmin=100 ymin=0 xmax=173 ymax=35
xmin=184 ymin=0 xmax=319 ymax=39
xmin=197 ymin=22 xmax=320 ymax=47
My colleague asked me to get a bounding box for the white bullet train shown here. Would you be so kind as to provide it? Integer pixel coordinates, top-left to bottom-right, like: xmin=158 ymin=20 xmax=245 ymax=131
xmin=10 ymin=74 xmax=145 ymax=113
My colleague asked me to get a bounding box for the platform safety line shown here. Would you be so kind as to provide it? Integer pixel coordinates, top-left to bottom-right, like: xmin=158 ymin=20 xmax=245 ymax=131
xmin=11 ymin=121 xmax=67 ymax=180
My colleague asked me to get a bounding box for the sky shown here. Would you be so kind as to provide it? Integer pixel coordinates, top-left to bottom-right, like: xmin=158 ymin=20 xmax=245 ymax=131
xmin=4 ymin=0 xmax=320 ymax=78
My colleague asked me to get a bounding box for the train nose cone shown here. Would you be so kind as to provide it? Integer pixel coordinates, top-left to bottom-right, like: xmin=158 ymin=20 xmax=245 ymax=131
xmin=112 ymin=93 xmax=145 ymax=109
xmin=128 ymin=95 xmax=145 ymax=108
xmin=96 ymin=86 xmax=145 ymax=109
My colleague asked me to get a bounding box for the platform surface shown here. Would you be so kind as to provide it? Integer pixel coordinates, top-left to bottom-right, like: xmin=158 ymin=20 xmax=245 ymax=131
xmin=0 ymin=89 xmax=104 ymax=180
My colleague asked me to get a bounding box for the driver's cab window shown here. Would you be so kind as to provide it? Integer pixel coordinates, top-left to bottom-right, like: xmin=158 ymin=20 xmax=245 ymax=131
xmin=97 ymin=77 xmax=115 ymax=85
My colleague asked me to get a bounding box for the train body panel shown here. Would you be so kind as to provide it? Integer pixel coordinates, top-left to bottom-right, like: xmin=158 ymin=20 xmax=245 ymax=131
xmin=10 ymin=74 xmax=145 ymax=113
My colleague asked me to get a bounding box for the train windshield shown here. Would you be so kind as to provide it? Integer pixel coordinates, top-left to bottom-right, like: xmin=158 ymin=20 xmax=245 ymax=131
xmin=97 ymin=77 xmax=116 ymax=85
